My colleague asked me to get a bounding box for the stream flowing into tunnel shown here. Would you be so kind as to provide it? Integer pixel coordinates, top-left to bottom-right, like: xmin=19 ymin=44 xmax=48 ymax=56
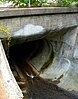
xmin=8 ymin=38 xmax=78 ymax=99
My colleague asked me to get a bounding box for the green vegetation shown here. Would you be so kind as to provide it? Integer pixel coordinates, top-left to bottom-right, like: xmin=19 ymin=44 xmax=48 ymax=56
xmin=0 ymin=26 xmax=12 ymax=58
xmin=0 ymin=0 xmax=78 ymax=7
xmin=0 ymin=26 xmax=11 ymax=47
xmin=57 ymin=0 xmax=78 ymax=7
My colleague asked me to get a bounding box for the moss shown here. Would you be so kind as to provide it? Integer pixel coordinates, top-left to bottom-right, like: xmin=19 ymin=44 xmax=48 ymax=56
xmin=0 ymin=26 xmax=11 ymax=47
xmin=0 ymin=26 xmax=11 ymax=57
xmin=47 ymin=74 xmax=63 ymax=85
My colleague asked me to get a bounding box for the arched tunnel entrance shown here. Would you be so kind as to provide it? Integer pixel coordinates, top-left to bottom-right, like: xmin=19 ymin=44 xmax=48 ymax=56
xmin=8 ymin=37 xmax=78 ymax=99
xmin=1 ymin=24 xmax=78 ymax=99
xmin=8 ymin=39 xmax=55 ymax=99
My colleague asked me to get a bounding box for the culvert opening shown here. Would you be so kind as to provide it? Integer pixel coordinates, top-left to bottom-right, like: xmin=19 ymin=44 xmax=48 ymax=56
xmin=7 ymin=38 xmax=78 ymax=99
xmin=9 ymin=39 xmax=43 ymax=78
xmin=8 ymin=39 xmax=54 ymax=98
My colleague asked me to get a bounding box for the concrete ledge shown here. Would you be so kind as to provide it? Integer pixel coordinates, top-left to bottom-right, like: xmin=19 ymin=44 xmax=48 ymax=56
xmin=0 ymin=7 xmax=78 ymax=18
xmin=0 ymin=39 xmax=23 ymax=99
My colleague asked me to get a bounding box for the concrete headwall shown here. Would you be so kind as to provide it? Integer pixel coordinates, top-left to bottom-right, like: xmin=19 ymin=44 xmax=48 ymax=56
xmin=0 ymin=7 xmax=78 ymax=93
xmin=0 ymin=7 xmax=78 ymax=35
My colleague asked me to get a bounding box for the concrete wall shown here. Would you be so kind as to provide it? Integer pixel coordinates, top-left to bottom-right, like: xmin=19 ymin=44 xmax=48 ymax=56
xmin=0 ymin=7 xmax=78 ymax=36
xmin=0 ymin=7 xmax=78 ymax=93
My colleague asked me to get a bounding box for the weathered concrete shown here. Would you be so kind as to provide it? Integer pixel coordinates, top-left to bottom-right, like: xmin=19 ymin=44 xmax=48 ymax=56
xmin=0 ymin=7 xmax=78 ymax=18
xmin=0 ymin=40 xmax=23 ymax=99
xmin=0 ymin=7 xmax=78 ymax=99
xmin=11 ymin=24 xmax=49 ymax=45
xmin=39 ymin=26 xmax=78 ymax=92
xmin=0 ymin=7 xmax=78 ymax=38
